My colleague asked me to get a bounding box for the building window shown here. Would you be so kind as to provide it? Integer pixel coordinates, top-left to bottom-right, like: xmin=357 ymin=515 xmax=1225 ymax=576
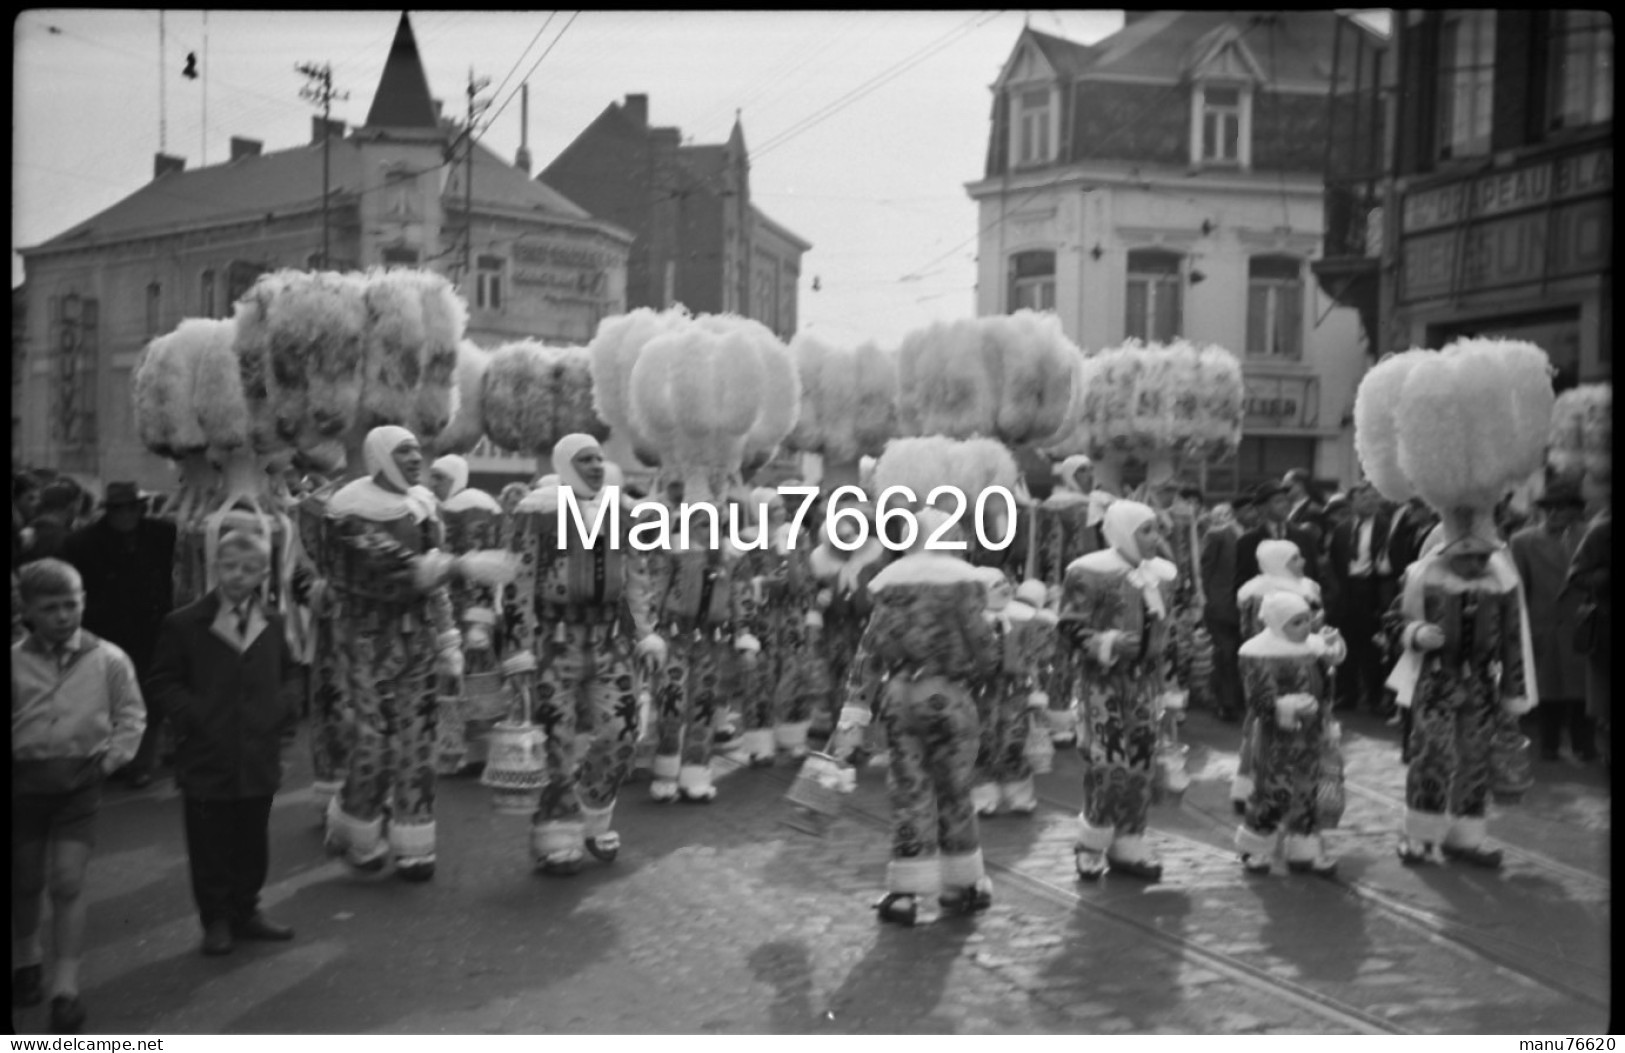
xmin=145 ymin=282 xmax=162 ymax=337
xmin=1437 ymin=11 xmax=1496 ymax=159
xmin=1125 ymin=249 xmax=1183 ymax=342
xmin=1200 ymin=85 xmax=1243 ymax=165
xmin=200 ymin=270 xmax=216 ymax=318
xmin=1548 ymin=11 xmax=1613 ymax=131
xmin=226 ymin=261 xmax=269 ymax=307
xmin=1246 ymin=256 xmax=1304 ymax=360
xmin=1013 ymin=87 xmax=1054 ymax=166
xmin=1008 ymin=250 xmax=1057 ymax=312
xmin=475 ymin=255 xmax=505 ymax=311
xmin=381 ymin=246 xmax=419 ymax=268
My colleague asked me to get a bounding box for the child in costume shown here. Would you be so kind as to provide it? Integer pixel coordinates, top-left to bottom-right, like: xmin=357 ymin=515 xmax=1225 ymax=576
xmin=321 ymin=426 xmax=462 ymax=882
xmin=1059 ymin=499 xmax=1178 ymax=882
xmin=645 ymin=502 xmax=762 ymax=801
xmin=832 ymin=510 xmax=1003 ymax=926
xmin=1231 ymin=538 xmax=1324 ymax=813
xmin=506 ymin=433 xmax=664 ymax=875
xmin=1233 ymin=590 xmax=1347 ymax=876
xmin=428 ymin=454 xmax=506 ymax=774
xmin=970 ymin=568 xmax=1058 ymax=817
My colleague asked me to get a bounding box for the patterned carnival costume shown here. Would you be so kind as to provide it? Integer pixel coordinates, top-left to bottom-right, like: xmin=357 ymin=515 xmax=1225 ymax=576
xmin=429 ymin=454 xmax=506 ymax=773
xmin=1233 ymin=590 xmax=1347 ymax=876
xmin=809 ymin=517 xmax=886 ymax=737
xmin=1059 ymin=500 xmax=1178 ymax=882
xmin=970 ymin=570 xmax=1059 ymax=817
xmin=1352 ymin=339 xmax=1549 ymax=868
xmin=833 ymin=510 xmax=1004 ymax=926
xmin=1032 ymin=454 xmax=1111 ymax=748
xmin=646 ymin=506 xmax=762 ymax=801
xmin=507 ymin=433 xmax=665 ymax=875
xmin=322 ymin=426 xmax=463 ymax=881
xmin=1230 ymin=539 xmax=1324 ymax=813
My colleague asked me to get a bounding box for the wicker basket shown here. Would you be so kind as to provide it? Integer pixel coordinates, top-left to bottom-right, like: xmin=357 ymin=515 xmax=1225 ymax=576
xmin=480 ymin=721 xmax=547 ymax=815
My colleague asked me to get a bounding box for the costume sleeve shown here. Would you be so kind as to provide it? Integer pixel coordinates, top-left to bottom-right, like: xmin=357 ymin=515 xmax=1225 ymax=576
xmin=844 ymin=598 xmax=905 ymax=724
xmin=1058 ymin=567 xmax=1121 ymax=666
xmin=1239 ymin=595 xmax=1262 ymax=640
xmin=102 ymin=646 xmax=148 ymax=772
xmin=502 ymin=510 xmax=541 ymax=654
xmin=1239 ymin=654 xmax=1279 ymax=722
xmin=732 ymin=557 xmax=763 ymax=642
xmin=961 ymin=582 xmax=1004 ymax=679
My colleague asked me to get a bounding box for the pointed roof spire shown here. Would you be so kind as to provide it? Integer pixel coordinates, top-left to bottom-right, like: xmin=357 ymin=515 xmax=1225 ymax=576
xmin=364 ymin=12 xmax=439 ymax=130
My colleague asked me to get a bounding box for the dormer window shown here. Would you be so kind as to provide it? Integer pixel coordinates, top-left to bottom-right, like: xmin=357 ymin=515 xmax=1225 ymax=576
xmin=1437 ymin=11 xmax=1496 ymax=160
xmin=1013 ymin=86 xmax=1056 ymax=167
xmin=1193 ymin=83 xmax=1250 ymax=168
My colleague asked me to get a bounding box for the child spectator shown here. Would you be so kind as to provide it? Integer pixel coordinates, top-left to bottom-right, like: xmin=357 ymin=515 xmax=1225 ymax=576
xmin=147 ymin=530 xmax=298 ymax=957
xmin=11 ymin=558 xmax=146 ymax=1033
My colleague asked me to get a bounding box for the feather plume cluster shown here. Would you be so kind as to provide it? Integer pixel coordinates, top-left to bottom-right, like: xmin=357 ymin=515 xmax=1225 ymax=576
xmin=360 ymin=268 xmax=431 ymax=432
xmin=230 ymin=271 xmax=294 ymax=453
xmin=873 ymin=435 xmax=1019 ymax=509
xmin=1060 ymin=339 xmax=1242 ymax=459
xmin=483 ymin=341 xmax=609 ymax=454
xmin=1353 ymin=349 xmax=1431 ymax=502
xmin=192 ymin=319 xmax=250 ymax=452
xmin=433 ymin=341 xmax=493 ymax=455
xmin=898 ymin=319 xmax=994 ymax=438
xmin=587 ymin=306 xmax=693 ymax=465
xmin=1547 ymin=383 xmax=1611 ymax=481
xmin=1393 ymin=338 xmax=1555 ymax=513
xmin=740 ymin=321 xmax=801 ymax=475
xmin=1038 ymin=350 xmax=1096 ymax=458
xmin=786 ymin=333 xmax=898 ymax=463
xmin=401 ymin=269 xmax=467 ymax=442
xmin=897 ymin=312 xmax=1079 ymax=444
xmin=133 ymin=319 xmax=223 ymax=458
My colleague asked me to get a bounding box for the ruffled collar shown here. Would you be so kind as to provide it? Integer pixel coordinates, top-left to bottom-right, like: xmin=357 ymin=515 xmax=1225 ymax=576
xmin=868 ymin=553 xmax=982 ymax=592
xmin=441 ymin=487 xmax=503 ymax=514
xmin=327 ymin=476 xmax=436 ymax=523
xmin=1237 ymin=573 xmax=1320 ymax=605
xmin=810 ymin=536 xmax=885 ymax=593
xmin=1239 ymin=629 xmax=1331 ymax=660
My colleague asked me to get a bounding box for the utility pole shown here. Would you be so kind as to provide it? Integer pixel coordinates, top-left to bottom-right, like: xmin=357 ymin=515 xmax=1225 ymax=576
xmin=463 ymin=68 xmax=492 ymax=284
xmin=297 ymin=61 xmax=348 ymax=271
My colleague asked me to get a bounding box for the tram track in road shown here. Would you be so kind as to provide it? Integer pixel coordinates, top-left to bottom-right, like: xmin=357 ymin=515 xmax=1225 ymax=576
xmin=749 ymin=759 xmax=1412 ymax=1036
xmin=1037 ymin=785 xmax=1612 ymax=1014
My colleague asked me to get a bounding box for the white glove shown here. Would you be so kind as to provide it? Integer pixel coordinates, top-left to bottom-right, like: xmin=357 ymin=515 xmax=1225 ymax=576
xmin=457 ymin=549 xmax=521 ymax=587
xmin=734 ymin=633 xmax=761 ymax=654
xmin=804 ymin=610 xmax=825 ymax=630
xmin=828 ymin=722 xmax=865 ymax=761
xmin=1502 ymin=696 xmax=1535 ymax=717
xmin=1027 ymin=690 xmax=1050 ymax=710
xmin=465 ymin=624 xmax=492 ymax=652
xmin=413 ymin=551 xmax=457 ymax=590
xmin=816 ymin=588 xmax=834 ymax=609
xmin=636 ymin=633 xmax=668 ymax=668
xmin=436 ymin=646 xmax=465 ymax=680
xmin=1413 ymin=623 xmax=1446 ymax=652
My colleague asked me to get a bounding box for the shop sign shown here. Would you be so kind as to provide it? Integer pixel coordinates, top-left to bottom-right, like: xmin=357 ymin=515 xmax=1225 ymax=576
xmin=1243 ymin=375 xmax=1318 ymax=430
xmin=512 ymin=241 xmax=610 ymax=297
xmin=1401 ymin=198 xmax=1611 ymax=302
xmin=1403 ymin=148 xmax=1612 ymax=233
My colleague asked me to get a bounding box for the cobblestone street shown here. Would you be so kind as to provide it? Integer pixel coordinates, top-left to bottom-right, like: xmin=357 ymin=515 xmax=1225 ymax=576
xmin=13 ymin=707 xmax=1610 ymax=1035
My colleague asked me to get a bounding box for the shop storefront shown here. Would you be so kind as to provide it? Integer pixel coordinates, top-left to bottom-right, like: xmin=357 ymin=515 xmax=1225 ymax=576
xmin=1394 ymin=144 xmax=1612 ymax=390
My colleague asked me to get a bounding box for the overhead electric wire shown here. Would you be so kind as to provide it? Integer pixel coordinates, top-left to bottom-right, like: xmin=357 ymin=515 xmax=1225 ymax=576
xmin=751 ymin=9 xmax=1003 ymax=160
xmin=482 ymin=13 xmax=558 ymax=124
xmin=477 ymin=11 xmax=580 ymax=144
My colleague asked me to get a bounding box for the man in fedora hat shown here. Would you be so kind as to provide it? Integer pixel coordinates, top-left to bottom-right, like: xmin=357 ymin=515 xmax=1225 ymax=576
xmin=60 ymin=482 xmax=178 ymax=787
xmin=1510 ymin=478 xmax=1595 ymax=761
xmin=1234 ymin=480 xmax=1322 ymax=598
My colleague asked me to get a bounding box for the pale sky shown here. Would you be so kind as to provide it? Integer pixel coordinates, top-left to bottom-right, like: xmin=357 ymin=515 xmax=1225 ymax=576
xmin=12 ymin=8 xmax=1129 ymax=348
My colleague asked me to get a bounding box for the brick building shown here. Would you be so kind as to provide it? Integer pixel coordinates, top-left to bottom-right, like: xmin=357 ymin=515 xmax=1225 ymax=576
xmin=541 ymin=95 xmax=810 ymax=341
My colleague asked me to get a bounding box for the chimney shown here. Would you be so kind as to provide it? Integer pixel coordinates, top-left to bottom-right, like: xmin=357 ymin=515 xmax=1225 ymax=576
xmin=153 ymin=153 xmax=186 ymax=179
xmin=432 ymin=98 xmax=444 ymax=120
xmin=624 ymin=93 xmax=649 ymax=128
xmin=229 ymin=137 xmax=263 ymax=161
xmin=310 ymin=116 xmax=346 ymax=143
xmin=515 ymin=83 xmax=533 ymax=175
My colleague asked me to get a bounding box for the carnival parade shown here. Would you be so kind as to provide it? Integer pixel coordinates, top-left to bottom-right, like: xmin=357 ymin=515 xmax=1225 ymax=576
xmin=13 ymin=9 xmax=1612 ymax=1040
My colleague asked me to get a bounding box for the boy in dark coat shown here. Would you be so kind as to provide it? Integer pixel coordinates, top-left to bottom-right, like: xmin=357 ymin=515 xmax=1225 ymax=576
xmin=147 ymin=530 xmax=298 ymax=957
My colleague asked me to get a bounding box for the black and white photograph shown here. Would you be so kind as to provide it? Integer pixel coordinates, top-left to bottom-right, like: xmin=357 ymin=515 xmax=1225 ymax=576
xmin=11 ymin=8 xmax=1612 ymax=1040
